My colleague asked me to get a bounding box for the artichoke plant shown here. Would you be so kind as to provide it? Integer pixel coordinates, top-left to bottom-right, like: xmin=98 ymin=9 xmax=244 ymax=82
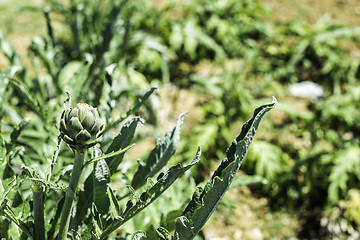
xmin=60 ymin=103 xmax=104 ymax=151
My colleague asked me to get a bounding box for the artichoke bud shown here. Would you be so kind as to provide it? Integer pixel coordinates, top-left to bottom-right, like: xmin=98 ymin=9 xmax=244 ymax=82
xmin=60 ymin=103 xmax=104 ymax=151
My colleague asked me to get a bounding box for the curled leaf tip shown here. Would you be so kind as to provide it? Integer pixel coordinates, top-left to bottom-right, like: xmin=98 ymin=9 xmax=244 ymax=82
xmin=272 ymin=96 xmax=277 ymax=104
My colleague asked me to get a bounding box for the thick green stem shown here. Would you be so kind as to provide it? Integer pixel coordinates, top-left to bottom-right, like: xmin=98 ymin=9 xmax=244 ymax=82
xmin=33 ymin=186 xmax=45 ymax=240
xmin=57 ymin=151 xmax=85 ymax=240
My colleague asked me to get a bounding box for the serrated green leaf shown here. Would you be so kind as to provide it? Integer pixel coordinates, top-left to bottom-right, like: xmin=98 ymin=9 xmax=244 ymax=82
xmin=92 ymin=204 xmax=103 ymax=238
xmin=100 ymin=147 xmax=201 ymax=240
xmin=174 ymin=99 xmax=276 ymax=240
xmin=107 ymin=186 xmax=122 ymax=220
xmin=131 ymin=112 xmax=186 ymax=190
xmin=106 ymin=117 xmax=143 ymax=174
xmin=93 ymin=159 xmax=110 ymax=214
xmin=77 ymin=143 xmax=134 ymax=227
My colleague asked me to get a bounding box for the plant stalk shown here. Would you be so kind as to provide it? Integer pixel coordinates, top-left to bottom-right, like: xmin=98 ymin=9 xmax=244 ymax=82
xmin=33 ymin=185 xmax=45 ymax=240
xmin=57 ymin=151 xmax=85 ymax=240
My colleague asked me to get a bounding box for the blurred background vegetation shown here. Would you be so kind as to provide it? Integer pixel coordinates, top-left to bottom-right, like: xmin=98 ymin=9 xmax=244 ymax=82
xmin=1 ymin=0 xmax=360 ymax=239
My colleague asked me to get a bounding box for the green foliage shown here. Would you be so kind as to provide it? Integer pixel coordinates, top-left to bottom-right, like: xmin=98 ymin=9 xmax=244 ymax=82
xmin=174 ymin=99 xmax=275 ymax=240
xmin=327 ymin=146 xmax=360 ymax=204
xmin=0 ymin=1 xmax=277 ymax=239
xmin=125 ymin=0 xmax=360 ymax=237
xmin=0 ymin=85 xmax=273 ymax=239
xmin=260 ymin=15 xmax=360 ymax=92
xmin=247 ymin=140 xmax=291 ymax=188
xmin=2 ymin=0 xmax=360 ymax=238
xmin=131 ymin=112 xmax=185 ymax=190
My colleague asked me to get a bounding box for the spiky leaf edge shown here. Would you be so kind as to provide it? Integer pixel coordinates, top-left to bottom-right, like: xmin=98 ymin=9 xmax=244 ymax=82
xmin=174 ymin=98 xmax=276 ymax=240
xmin=99 ymin=146 xmax=201 ymax=240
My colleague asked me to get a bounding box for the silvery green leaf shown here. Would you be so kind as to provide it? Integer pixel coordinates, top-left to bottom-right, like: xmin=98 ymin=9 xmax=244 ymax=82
xmin=100 ymin=147 xmax=201 ymax=240
xmin=131 ymin=112 xmax=186 ymax=190
xmin=174 ymin=99 xmax=276 ymax=240
xmin=93 ymin=159 xmax=110 ymax=215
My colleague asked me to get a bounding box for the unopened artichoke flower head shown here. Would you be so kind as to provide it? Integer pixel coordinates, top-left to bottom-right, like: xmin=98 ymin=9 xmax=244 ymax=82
xmin=60 ymin=103 xmax=104 ymax=151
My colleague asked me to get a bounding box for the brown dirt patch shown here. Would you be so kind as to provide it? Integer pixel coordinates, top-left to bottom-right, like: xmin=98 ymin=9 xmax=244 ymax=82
xmin=259 ymin=0 xmax=360 ymax=26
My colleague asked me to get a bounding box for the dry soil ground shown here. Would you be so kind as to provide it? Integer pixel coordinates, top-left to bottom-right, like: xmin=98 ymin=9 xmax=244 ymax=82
xmin=260 ymin=0 xmax=360 ymax=25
